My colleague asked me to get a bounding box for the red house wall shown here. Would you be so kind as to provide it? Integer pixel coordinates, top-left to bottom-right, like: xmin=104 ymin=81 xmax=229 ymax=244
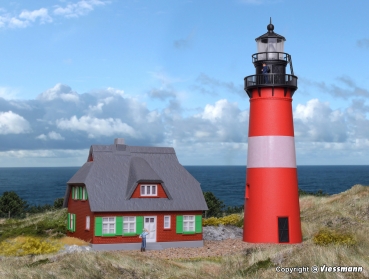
xmin=92 ymin=211 xmax=203 ymax=244
xmin=67 ymin=186 xmax=94 ymax=242
xmin=130 ymin=183 xmax=168 ymax=198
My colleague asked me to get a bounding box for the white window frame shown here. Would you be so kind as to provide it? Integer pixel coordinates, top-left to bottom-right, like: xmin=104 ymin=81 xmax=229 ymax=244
xmin=164 ymin=215 xmax=171 ymax=229
xmin=123 ymin=216 xmax=136 ymax=233
xmin=102 ymin=217 xmax=116 ymax=234
xmin=183 ymin=215 xmax=195 ymax=232
xmin=82 ymin=187 xmax=86 ymax=200
xmin=140 ymin=185 xmax=157 ymax=196
xmin=86 ymin=216 xmax=90 ymax=230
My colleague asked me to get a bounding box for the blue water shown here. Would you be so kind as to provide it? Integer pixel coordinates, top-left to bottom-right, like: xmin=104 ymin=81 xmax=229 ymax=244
xmin=0 ymin=166 xmax=368 ymax=207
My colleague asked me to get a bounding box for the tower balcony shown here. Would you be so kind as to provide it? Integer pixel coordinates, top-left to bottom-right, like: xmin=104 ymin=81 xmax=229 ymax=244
xmin=252 ymin=52 xmax=291 ymax=63
xmin=244 ymin=74 xmax=298 ymax=97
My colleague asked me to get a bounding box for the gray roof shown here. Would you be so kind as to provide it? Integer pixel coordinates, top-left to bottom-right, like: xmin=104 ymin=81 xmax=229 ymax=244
xmin=63 ymin=143 xmax=208 ymax=212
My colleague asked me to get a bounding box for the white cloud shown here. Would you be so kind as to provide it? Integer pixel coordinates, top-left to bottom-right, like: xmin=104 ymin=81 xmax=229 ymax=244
xmin=53 ymin=0 xmax=109 ymax=18
xmin=0 ymin=87 xmax=19 ymax=100
xmin=294 ymin=99 xmax=347 ymax=142
xmin=0 ymin=111 xmax=31 ymax=134
xmin=8 ymin=17 xmax=28 ymax=28
xmin=56 ymin=115 xmax=138 ymax=138
xmin=37 ymin=83 xmax=79 ymax=102
xmin=19 ymin=8 xmax=52 ymax=24
xmin=0 ymin=2 xmax=109 ymax=29
xmin=36 ymin=131 xmax=65 ymax=141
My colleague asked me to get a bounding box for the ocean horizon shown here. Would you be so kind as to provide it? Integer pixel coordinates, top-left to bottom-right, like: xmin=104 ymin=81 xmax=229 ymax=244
xmin=0 ymin=165 xmax=368 ymax=208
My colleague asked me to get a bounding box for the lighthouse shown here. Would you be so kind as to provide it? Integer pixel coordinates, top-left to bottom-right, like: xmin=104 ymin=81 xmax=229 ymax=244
xmin=243 ymin=19 xmax=302 ymax=243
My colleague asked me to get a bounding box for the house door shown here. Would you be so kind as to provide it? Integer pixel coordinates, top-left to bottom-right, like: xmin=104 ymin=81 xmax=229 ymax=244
xmin=144 ymin=216 xmax=156 ymax=242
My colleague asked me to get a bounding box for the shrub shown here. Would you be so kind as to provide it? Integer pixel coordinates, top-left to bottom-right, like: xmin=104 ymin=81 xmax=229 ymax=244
xmin=0 ymin=236 xmax=63 ymax=256
xmin=203 ymin=214 xmax=243 ymax=227
xmin=299 ymin=189 xmax=328 ymax=197
xmin=54 ymin=197 xmax=64 ymax=209
xmin=0 ymin=191 xmax=28 ymax=217
xmin=203 ymin=191 xmax=225 ymax=218
xmin=313 ymin=229 xmax=356 ymax=246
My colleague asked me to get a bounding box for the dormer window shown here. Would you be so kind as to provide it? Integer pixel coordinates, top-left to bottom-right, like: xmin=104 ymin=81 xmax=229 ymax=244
xmin=140 ymin=185 xmax=157 ymax=196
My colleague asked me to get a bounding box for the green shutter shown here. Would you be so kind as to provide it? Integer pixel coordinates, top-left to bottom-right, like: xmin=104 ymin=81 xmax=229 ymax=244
xmin=176 ymin=216 xmax=183 ymax=234
xmin=73 ymin=214 xmax=76 ymax=232
xmin=71 ymin=188 xmax=75 ymax=199
xmin=85 ymin=188 xmax=88 ymax=200
xmin=67 ymin=213 xmax=71 ymax=231
xmin=116 ymin=217 xmax=123 ymax=236
xmin=136 ymin=216 xmax=143 ymax=235
xmin=95 ymin=217 xmax=102 ymax=236
xmin=195 ymin=215 xmax=202 ymax=233
xmin=79 ymin=187 xmax=82 ymax=200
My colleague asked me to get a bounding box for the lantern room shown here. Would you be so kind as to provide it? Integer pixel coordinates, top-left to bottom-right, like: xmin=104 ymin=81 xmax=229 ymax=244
xmin=255 ymin=18 xmax=286 ymax=61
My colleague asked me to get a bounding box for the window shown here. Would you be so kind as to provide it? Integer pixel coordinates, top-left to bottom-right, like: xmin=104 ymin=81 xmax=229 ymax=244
xmin=72 ymin=187 xmax=75 ymax=199
xmin=86 ymin=216 xmax=90 ymax=230
xmin=183 ymin=215 xmax=195 ymax=232
xmin=82 ymin=187 xmax=88 ymax=200
xmin=164 ymin=216 xmax=170 ymax=229
xmin=102 ymin=217 xmax=115 ymax=234
xmin=123 ymin=217 xmax=136 ymax=233
xmin=140 ymin=185 xmax=157 ymax=196
xmin=68 ymin=213 xmax=76 ymax=232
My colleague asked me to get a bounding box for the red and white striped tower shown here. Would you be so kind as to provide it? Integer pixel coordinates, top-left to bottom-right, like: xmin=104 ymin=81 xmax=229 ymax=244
xmin=243 ymin=19 xmax=302 ymax=243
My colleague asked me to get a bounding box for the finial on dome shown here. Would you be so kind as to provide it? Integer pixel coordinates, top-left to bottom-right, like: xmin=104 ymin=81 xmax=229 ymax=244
xmin=267 ymin=17 xmax=274 ymax=33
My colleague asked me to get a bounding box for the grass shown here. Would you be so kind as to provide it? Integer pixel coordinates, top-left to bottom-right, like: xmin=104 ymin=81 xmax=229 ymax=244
xmin=0 ymin=184 xmax=369 ymax=278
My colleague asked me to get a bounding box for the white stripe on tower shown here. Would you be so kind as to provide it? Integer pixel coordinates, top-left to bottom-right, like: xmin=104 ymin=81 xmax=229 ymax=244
xmin=247 ymin=136 xmax=296 ymax=168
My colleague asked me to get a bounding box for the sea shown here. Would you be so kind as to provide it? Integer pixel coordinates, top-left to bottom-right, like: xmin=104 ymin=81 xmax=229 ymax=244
xmin=0 ymin=166 xmax=368 ymax=208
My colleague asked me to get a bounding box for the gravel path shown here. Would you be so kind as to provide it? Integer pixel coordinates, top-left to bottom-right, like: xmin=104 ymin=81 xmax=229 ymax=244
xmin=60 ymin=226 xmax=254 ymax=260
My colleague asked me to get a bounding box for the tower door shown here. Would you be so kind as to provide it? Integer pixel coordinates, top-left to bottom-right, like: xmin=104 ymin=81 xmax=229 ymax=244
xmin=278 ymin=217 xmax=289 ymax=243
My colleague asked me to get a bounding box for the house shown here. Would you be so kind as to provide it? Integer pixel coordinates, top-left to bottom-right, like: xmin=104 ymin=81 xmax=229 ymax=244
xmin=63 ymin=138 xmax=208 ymax=251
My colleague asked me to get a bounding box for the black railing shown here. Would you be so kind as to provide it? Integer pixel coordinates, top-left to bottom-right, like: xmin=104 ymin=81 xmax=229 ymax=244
xmin=244 ymin=74 xmax=298 ymax=89
xmin=252 ymin=52 xmax=291 ymax=63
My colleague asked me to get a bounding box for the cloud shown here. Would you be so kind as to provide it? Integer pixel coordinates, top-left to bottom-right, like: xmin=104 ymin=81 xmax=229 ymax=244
xmin=148 ymin=88 xmax=176 ymax=100
xmin=294 ymin=99 xmax=347 ymax=142
xmin=357 ymin=38 xmax=369 ymax=48
xmin=0 ymin=111 xmax=31 ymax=135
xmin=36 ymin=131 xmax=65 ymax=141
xmin=53 ymin=0 xmax=109 ymax=18
xmin=0 ymin=8 xmax=52 ymax=29
xmin=37 ymin=83 xmax=79 ymax=102
xmin=192 ymin=73 xmax=244 ymax=96
xmin=173 ymin=30 xmax=195 ymax=49
xmin=56 ymin=115 xmax=138 ymax=138
xmin=0 ymin=1 xmax=109 ymax=29
xmin=300 ymin=76 xmax=369 ymax=99
xmin=19 ymin=8 xmax=52 ymax=24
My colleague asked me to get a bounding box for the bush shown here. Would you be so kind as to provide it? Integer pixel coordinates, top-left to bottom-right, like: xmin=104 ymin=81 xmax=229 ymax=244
xmin=0 ymin=191 xmax=28 ymax=217
xmin=313 ymin=229 xmax=356 ymax=246
xmin=0 ymin=236 xmax=63 ymax=256
xmin=299 ymin=189 xmax=328 ymax=197
xmin=54 ymin=197 xmax=64 ymax=209
xmin=203 ymin=214 xmax=243 ymax=227
xmin=203 ymin=191 xmax=225 ymax=218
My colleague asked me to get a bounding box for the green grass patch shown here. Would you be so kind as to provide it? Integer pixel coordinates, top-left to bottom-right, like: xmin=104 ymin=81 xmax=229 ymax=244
xmin=0 ymin=209 xmax=67 ymax=242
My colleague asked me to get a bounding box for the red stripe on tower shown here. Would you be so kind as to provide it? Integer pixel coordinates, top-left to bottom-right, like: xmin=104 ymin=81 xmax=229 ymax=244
xmin=243 ymin=19 xmax=302 ymax=244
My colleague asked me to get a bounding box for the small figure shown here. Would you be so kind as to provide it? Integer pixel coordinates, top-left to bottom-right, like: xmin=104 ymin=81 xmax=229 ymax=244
xmin=261 ymin=63 xmax=270 ymax=84
xmin=139 ymin=228 xmax=150 ymax=252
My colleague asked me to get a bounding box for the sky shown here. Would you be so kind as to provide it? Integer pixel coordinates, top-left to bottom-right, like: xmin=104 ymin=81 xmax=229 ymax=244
xmin=0 ymin=0 xmax=368 ymax=167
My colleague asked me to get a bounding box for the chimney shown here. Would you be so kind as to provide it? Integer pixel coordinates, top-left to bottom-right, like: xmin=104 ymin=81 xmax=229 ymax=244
xmin=114 ymin=138 xmax=125 ymax=145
